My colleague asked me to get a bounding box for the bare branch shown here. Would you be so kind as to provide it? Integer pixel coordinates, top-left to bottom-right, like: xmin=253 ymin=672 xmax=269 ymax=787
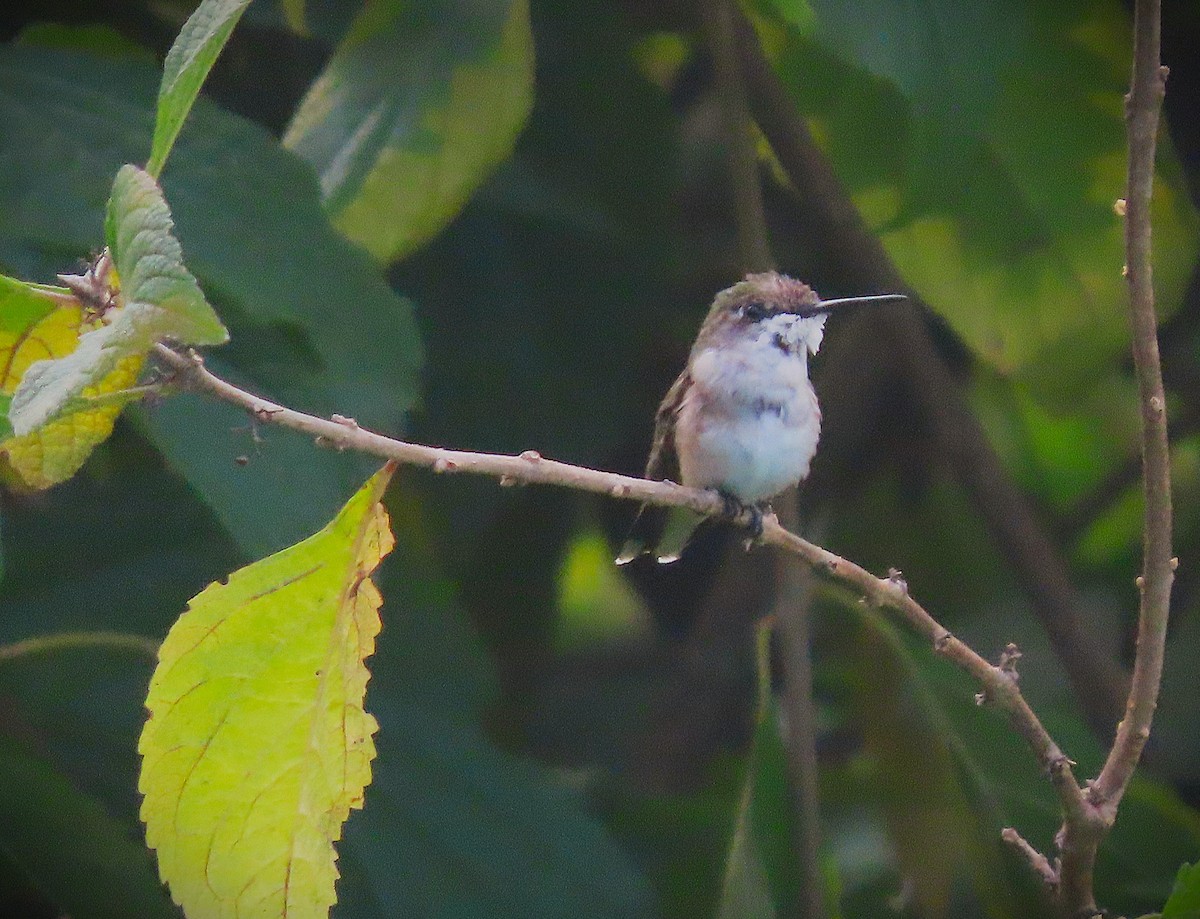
xmin=1001 ymin=828 xmax=1058 ymax=889
xmin=1093 ymin=0 xmax=1173 ymax=816
xmin=151 ymin=340 xmax=1090 ymax=825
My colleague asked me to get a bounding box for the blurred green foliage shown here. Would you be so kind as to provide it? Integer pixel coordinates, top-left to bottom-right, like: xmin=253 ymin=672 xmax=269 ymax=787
xmin=0 ymin=0 xmax=1199 ymax=917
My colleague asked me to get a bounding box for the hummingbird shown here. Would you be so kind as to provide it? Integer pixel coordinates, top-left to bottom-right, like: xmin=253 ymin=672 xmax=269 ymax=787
xmin=616 ymin=272 xmax=905 ymax=565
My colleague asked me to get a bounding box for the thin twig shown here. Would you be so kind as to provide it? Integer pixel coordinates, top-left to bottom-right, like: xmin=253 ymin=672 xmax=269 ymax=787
xmin=1001 ymin=828 xmax=1058 ymax=889
xmin=151 ymin=341 xmax=1090 ymax=822
xmin=1077 ymin=0 xmax=1174 ymax=906
xmin=730 ymin=9 xmax=1130 ymax=736
xmin=0 ymin=630 xmax=160 ymax=663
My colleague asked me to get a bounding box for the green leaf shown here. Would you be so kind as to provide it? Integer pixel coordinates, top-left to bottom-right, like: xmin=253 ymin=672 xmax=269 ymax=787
xmin=338 ymin=700 xmax=655 ymax=919
xmin=0 ymin=44 xmax=422 ymax=554
xmin=770 ymin=2 xmax=1199 ymax=404
xmin=0 ymin=274 xmax=63 ymax=432
xmin=10 ymin=165 xmax=225 ymax=436
xmin=147 ymin=0 xmax=253 ymax=177
xmin=1163 ymin=862 xmax=1200 ymax=919
xmin=106 ymin=165 xmax=227 ymax=344
xmin=858 ymin=601 xmax=1200 ymax=918
xmin=284 ymin=0 xmax=533 ymax=262
xmin=0 ymin=733 xmax=177 ymax=919
xmin=140 ymin=464 xmax=394 ymax=919
xmin=839 ymin=603 xmax=1036 ymax=918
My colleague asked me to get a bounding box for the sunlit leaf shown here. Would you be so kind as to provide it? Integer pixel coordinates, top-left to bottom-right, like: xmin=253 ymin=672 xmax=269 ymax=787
xmin=0 ymin=274 xmax=67 ymax=420
xmin=770 ymin=2 xmax=1199 ymax=403
xmin=10 ymin=165 xmax=225 ymax=437
xmin=284 ymin=0 xmax=533 ymax=262
xmin=148 ymin=0 xmax=253 ymax=177
xmin=139 ymin=464 xmax=395 ymax=919
xmin=0 ymin=273 xmax=145 ymax=487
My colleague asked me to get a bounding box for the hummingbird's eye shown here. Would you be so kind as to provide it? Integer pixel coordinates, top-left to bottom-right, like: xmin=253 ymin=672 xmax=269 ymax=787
xmin=741 ymin=301 xmax=768 ymax=322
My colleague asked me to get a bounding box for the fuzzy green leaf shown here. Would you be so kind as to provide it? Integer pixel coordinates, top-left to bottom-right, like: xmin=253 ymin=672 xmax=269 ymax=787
xmin=9 ymin=166 xmax=225 ymax=436
xmin=0 ymin=44 xmax=421 ymax=553
xmin=770 ymin=2 xmax=1199 ymax=404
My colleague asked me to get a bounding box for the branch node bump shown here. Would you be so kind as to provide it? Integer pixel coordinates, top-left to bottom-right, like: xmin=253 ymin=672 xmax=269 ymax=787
xmin=314 ymin=434 xmax=344 ymax=452
xmin=499 ymin=474 xmax=518 ymax=487
xmin=825 ymin=557 xmax=839 ymax=574
xmin=1171 ymin=556 xmax=1179 ymax=570
xmin=998 ymin=642 xmax=1023 ymax=675
xmin=519 ymin=450 xmax=542 ymax=462
xmin=331 ymin=414 xmax=358 ymax=428
xmin=1113 ymin=198 xmax=1127 ymax=217
xmin=1047 ymin=753 xmax=1076 ymax=778
xmin=933 ymin=630 xmax=952 ymax=653
xmin=609 ymin=483 xmax=631 ymax=498
xmin=1135 ymin=574 xmax=1145 ymax=591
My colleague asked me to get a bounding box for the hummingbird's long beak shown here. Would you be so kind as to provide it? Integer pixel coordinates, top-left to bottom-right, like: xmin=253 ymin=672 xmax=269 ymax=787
xmin=808 ymin=293 xmax=907 ymax=315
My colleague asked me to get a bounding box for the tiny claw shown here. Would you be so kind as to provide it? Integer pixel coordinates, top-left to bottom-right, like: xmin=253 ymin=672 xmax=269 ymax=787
xmin=716 ymin=489 xmax=743 ymax=519
xmin=747 ymin=505 xmax=764 ymax=539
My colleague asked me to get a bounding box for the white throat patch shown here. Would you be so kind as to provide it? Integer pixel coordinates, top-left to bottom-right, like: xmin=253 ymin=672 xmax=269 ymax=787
xmin=754 ymin=312 xmax=827 ymax=356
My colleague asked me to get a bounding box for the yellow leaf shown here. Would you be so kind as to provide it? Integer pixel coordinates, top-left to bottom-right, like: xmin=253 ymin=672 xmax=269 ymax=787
xmin=0 ymin=287 xmax=82 ymax=391
xmin=0 ymin=274 xmax=142 ymax=488
xmin=4 ymin=353 xmax=144 ymax=488
xmin=139 ymin=465 xmax=396 ymax=919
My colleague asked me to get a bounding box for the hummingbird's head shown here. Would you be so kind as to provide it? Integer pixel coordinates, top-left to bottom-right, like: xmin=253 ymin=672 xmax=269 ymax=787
xmin=699 ymin=271 xmax=905 ymax=357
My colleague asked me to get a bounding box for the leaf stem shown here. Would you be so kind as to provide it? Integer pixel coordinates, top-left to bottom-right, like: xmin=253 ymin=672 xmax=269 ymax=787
xmin=0 ymin=630 xmax=160 ymax=664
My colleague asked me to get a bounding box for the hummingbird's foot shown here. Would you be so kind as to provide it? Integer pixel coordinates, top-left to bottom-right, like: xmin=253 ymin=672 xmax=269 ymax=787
xmin=746 ymin=505 xmax=765 ymax=539
xmin=715 ymin=489 xmax=747 ymax=522
xmin=714 ymin=490 xmax=765 ymax=540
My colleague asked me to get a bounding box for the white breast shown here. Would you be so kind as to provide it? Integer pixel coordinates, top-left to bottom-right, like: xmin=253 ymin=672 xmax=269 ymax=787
xmin=676 ymin=331 xmax=822 ymax=503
